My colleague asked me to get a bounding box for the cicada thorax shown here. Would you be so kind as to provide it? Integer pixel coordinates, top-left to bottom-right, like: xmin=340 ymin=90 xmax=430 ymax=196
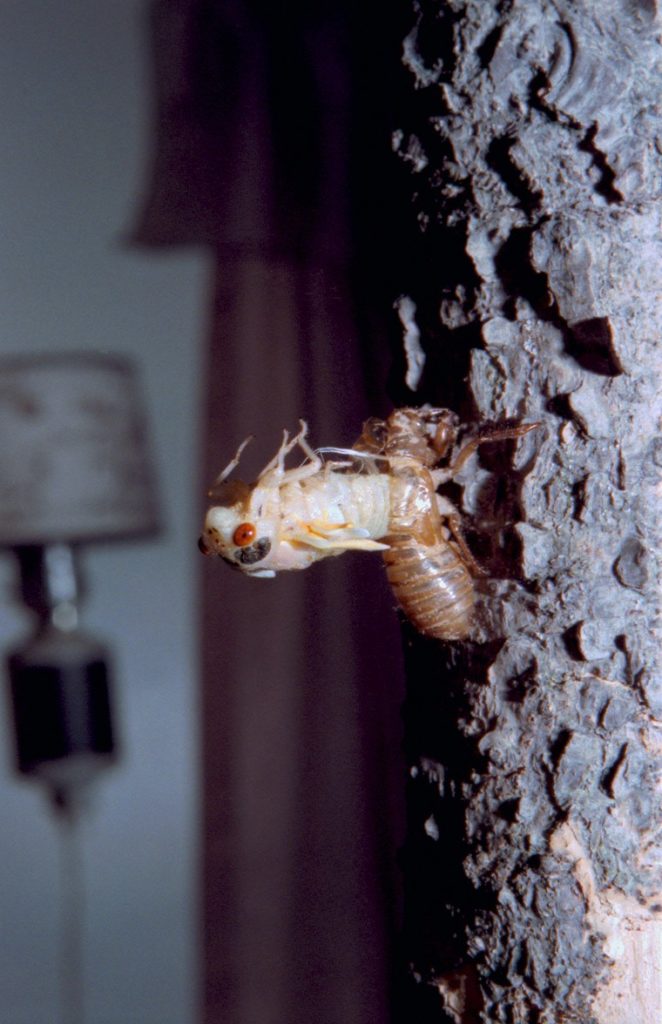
xmin=357 ymin=406 xmax=459 ymax=467
xmin=383 ymin=460 xmax=474 ymax=641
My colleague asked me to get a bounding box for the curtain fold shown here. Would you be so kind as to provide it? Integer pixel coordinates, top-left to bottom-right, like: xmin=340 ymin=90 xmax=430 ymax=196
xmin=201 ymin=258 xmax=405 ymax=1024
xmin=132 ymin=3 xmax=406 ymax=1021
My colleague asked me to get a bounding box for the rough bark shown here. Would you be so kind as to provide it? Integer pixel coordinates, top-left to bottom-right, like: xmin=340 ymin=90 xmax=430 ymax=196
xmin=393 ymin=2 xmax=661 ymax=1022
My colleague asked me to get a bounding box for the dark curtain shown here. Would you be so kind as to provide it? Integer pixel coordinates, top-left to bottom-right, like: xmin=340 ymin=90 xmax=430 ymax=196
xmin=132 ymin=3 xmax=407 ymax=1021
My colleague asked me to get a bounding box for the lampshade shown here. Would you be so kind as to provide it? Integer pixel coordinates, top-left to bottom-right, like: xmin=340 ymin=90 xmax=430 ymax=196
xmin=0 ymin=352 xmax=159 ymax=546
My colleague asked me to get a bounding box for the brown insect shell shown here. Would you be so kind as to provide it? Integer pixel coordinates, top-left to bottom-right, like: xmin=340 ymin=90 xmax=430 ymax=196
xmin=385 ymin=458 xmax=444 ymax=547
xmin=382 ymin=459 xmax=475 ymax=641
xmin=383 ymin=407 xmax=458 ymax=466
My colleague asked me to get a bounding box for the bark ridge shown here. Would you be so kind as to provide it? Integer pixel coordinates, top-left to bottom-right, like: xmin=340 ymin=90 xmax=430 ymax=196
xmin=395 ymin=2 xmax=661 ymax=1021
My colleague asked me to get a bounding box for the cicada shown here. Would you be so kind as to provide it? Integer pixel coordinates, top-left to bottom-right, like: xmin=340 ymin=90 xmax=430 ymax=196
xmin=199 ymin=406 xmax=538 ymax=640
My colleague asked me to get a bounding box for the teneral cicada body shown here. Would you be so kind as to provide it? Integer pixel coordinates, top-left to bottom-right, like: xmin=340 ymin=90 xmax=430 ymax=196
xmin=199 ymin=407 xmax=538 ymax=640
xmin=199 ymin=423 xmax=391 ymax=577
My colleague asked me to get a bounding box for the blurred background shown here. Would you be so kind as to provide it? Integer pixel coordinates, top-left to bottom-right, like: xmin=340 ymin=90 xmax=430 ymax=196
xmin=0 ymin=3 xmax=408 ymax=1023
xmin=0 ymin=3 xmax=204 ymax=1022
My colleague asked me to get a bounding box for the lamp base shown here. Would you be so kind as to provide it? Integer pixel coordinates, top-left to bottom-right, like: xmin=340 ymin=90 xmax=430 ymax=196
xmin=7 ymin=625 xmax=115 ymax=813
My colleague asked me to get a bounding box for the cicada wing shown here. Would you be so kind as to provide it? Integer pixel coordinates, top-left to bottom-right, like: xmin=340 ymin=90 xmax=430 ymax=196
xmin=288 ymin=520 xmax=389 ymax=552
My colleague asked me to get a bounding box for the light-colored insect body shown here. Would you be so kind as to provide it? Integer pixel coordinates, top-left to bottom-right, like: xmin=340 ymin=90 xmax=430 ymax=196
xmin=200 ymin=409 xmax=538 ymax=640
xmin=200 ymin=422 xmax=391 ymax=578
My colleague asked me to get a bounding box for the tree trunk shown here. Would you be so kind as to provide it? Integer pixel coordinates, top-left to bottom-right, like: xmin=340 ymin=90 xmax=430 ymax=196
xmin=393 ymin=2 xmax=661 ymax=1022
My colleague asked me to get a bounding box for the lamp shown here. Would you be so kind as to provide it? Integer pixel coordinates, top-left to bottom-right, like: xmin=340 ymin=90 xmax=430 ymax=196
xmin=0 ymin=352 xmax=160 ymax=813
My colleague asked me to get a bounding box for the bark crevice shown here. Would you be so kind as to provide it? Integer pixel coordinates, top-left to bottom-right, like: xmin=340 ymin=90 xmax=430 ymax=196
xmin=395 ymin=2 xmax=660 ymax=1021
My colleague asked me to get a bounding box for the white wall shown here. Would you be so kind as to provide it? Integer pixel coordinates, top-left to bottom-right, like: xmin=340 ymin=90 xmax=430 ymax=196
xmin=0 ymin=3 xmax=204 ymax=1022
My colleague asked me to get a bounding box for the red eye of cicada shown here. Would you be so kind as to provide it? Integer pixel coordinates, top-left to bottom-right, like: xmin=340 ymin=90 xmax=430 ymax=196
xmin=233 ymin=522 xmax=257 ymax=547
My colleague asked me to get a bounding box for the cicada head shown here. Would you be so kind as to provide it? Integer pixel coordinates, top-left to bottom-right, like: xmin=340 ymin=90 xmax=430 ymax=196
xmin=198 ymin=487 xmax=280 ymax=577
xmin=383 ymin=406 xmax=459 ymax=465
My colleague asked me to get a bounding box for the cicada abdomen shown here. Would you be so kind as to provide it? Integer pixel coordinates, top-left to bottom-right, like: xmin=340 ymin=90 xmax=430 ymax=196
xmin=382 ymin=459 xmax=475 ymax=641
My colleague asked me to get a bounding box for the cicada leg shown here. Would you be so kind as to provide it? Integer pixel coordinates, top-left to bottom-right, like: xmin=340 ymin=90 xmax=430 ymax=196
xmin=429 ymin=409 xmax=459 ymax=461
xmin=431 ymin=421 xmax=540 ymax=485
xmin=258 ymin=420 xmax=323 ymax=486
xmin=435 ymin=493 xmax=487 ymax=577
xmin=210 ymin=434 xmax=254 ymax=487
xmin=354 ymin=416 xmax=388 ymax=454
